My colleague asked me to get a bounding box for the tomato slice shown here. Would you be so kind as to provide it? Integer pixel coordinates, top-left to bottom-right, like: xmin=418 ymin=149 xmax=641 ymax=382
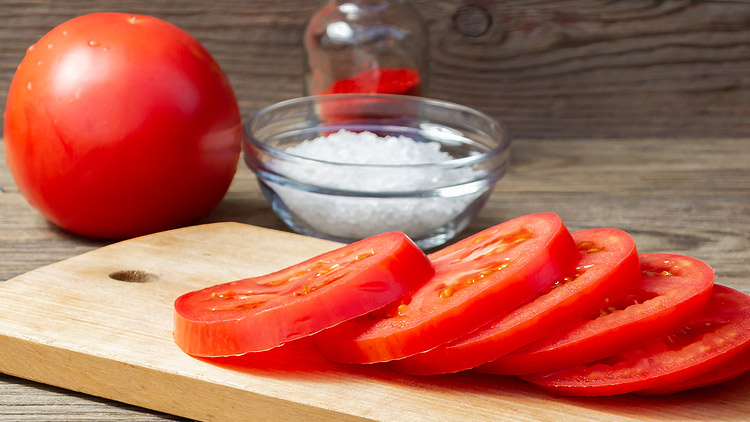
xmin=390 ymin=228 xmax=641 ymax=375
xmin=479 ymin=253 xmax=715 ymax=375
xmin=522 ymin=285 xmax=750 ymax=396
xmin=314 ymin=213 xmax=581 ymax=364
xmin=173 ymin=232 xmax=433 ymax=356
xmin=636 ymin=342 xmax=750 ymax=395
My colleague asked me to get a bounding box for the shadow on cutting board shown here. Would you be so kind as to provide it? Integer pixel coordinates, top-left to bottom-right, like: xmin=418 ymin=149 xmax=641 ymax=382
xmin=199 ymin=337 xmax=750 ymax=421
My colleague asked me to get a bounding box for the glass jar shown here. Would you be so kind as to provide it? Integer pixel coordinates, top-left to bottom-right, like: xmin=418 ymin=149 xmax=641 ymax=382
xmin=303 ymin=0 xmax=429 ymax=96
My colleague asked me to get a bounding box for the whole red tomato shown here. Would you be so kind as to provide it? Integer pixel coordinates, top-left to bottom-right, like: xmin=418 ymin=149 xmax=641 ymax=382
xmin=3 ymin=13 xmax=241 ymax=239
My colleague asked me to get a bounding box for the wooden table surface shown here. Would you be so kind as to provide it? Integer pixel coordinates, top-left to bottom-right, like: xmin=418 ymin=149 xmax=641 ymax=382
xmin=1 ymin=0 xmax=750 ymax=420
xmin=2 ymin=137 xmax=749 ymax=420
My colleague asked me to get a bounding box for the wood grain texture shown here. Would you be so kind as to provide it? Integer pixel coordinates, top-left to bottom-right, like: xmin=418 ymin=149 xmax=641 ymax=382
xmin=2 ymin=222 xmax=750 ymax=422
xmin=2 ymin=136 xmax=750 ymax=420
xmin=0 ymin=0 xmax=749 ymax=139
xmin=1 ymin=0 xmax=750 ymax=419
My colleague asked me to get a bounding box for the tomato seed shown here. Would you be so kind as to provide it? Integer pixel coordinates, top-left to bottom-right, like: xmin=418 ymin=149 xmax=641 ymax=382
xmin=492 ymin=245 xmax=508 ymax=254
xmin=355 ymin=251 xmax=376 ymax=261
xmin=211 ymin=291 xmax=235 ymax=300
xmin=439 ymin=287 xmax=455 ymax=299
xmin=472 ymin=235 xmax=489 ymax=244
xmin=577 ymin=241 xmax=595 ymax=250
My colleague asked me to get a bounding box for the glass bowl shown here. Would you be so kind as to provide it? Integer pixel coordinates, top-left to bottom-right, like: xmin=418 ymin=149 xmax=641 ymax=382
xmin=242 ymin=94 xmax=510 ymax=249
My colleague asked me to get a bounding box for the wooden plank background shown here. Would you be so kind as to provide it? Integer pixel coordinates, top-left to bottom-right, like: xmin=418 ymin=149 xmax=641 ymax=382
xmin=1 ymin=0 xmax=749 ymax=140
xmin=1 ymin=0 xmax=750 ymax=420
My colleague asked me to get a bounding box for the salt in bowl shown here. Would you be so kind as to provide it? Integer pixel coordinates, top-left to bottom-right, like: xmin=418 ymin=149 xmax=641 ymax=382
xmin=242 ymin=94 xmax=510 ymax=249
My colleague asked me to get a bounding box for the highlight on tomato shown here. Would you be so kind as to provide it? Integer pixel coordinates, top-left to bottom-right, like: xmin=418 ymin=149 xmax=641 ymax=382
xmin=479 ymin=253 xmax=716 ymax=375
xmin=314 ymin=213 xmax=581 ymax=364
xmin=173 ymin=232 xmax=432 ymax=357
xmin=390 ymin=228 xmax=642 ymax=375
xmin=522 ymin=285 xmax=750 ymax=397
xmin=4 ymin=13 xmax=241 ymax=239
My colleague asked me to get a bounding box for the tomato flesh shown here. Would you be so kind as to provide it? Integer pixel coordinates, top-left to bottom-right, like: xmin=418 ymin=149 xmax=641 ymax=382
xmin=480 ymin=253 xmax=715 ymax=375
xmin=522 ymin=285 xmax=750 ymax=396
xmin=390 ymin=228 xmax=641 ymax=375
xmin=173 ymin=232 xmax=433 ymax=356
xmin=314 ymin=213 xmax=581 ymax=364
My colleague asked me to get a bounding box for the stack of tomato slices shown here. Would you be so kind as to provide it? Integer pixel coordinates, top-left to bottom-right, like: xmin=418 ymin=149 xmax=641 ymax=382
xmin=173 ymin=212 xmax=750 ymax=397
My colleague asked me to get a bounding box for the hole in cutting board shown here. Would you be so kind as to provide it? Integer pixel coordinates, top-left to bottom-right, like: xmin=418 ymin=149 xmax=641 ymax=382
xmin=109 ymin=270 xmax=159 ymax=283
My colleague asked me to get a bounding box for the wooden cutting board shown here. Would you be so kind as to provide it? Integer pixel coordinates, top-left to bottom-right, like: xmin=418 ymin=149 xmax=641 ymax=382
xmin=1 ymin=222 xmax=748 ymax=422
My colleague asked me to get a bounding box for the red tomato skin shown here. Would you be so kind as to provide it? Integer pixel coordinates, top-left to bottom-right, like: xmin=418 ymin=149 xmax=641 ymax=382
xmin=4 ymin=13 xmax=241 ymax=239
xmin=314 ymin=213 xmax=581 ymax=364
xmin=479 ymin=253 xmax=716 ymax=375
xmin=390 ymin=228 xmax=642 ymax=375
xmin=522 ymin=285 xmax=750 ymax=397
xmin=173 ymin=232 xmax=433 ymax=357
xmin=635 ymin=342 xmax=750 ymax=395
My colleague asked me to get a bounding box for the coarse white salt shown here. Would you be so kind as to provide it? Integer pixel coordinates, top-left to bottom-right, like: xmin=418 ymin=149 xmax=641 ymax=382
xmin=286 ymin=130 xmax=450 ymax=165
xmin=268 ymin=130 xmax=486 ymax=243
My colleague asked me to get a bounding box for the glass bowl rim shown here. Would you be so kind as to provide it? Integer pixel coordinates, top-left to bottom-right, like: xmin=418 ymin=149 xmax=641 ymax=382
xmin=242 ymin=93 xmax=511 ymax=171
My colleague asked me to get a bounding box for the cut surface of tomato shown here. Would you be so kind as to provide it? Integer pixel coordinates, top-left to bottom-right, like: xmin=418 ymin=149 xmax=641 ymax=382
xmin=480 ymin=253 xmax=715 ymax=375
xmin=522 ymin=285 xmax=750 ymax=396
xmin=390 ymin=228 xmax=641 ymax=375
xmin=173 ymin=232 xmax=433 ymax=356
xmin=314 ymin=213 xmax=581 ymax=364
